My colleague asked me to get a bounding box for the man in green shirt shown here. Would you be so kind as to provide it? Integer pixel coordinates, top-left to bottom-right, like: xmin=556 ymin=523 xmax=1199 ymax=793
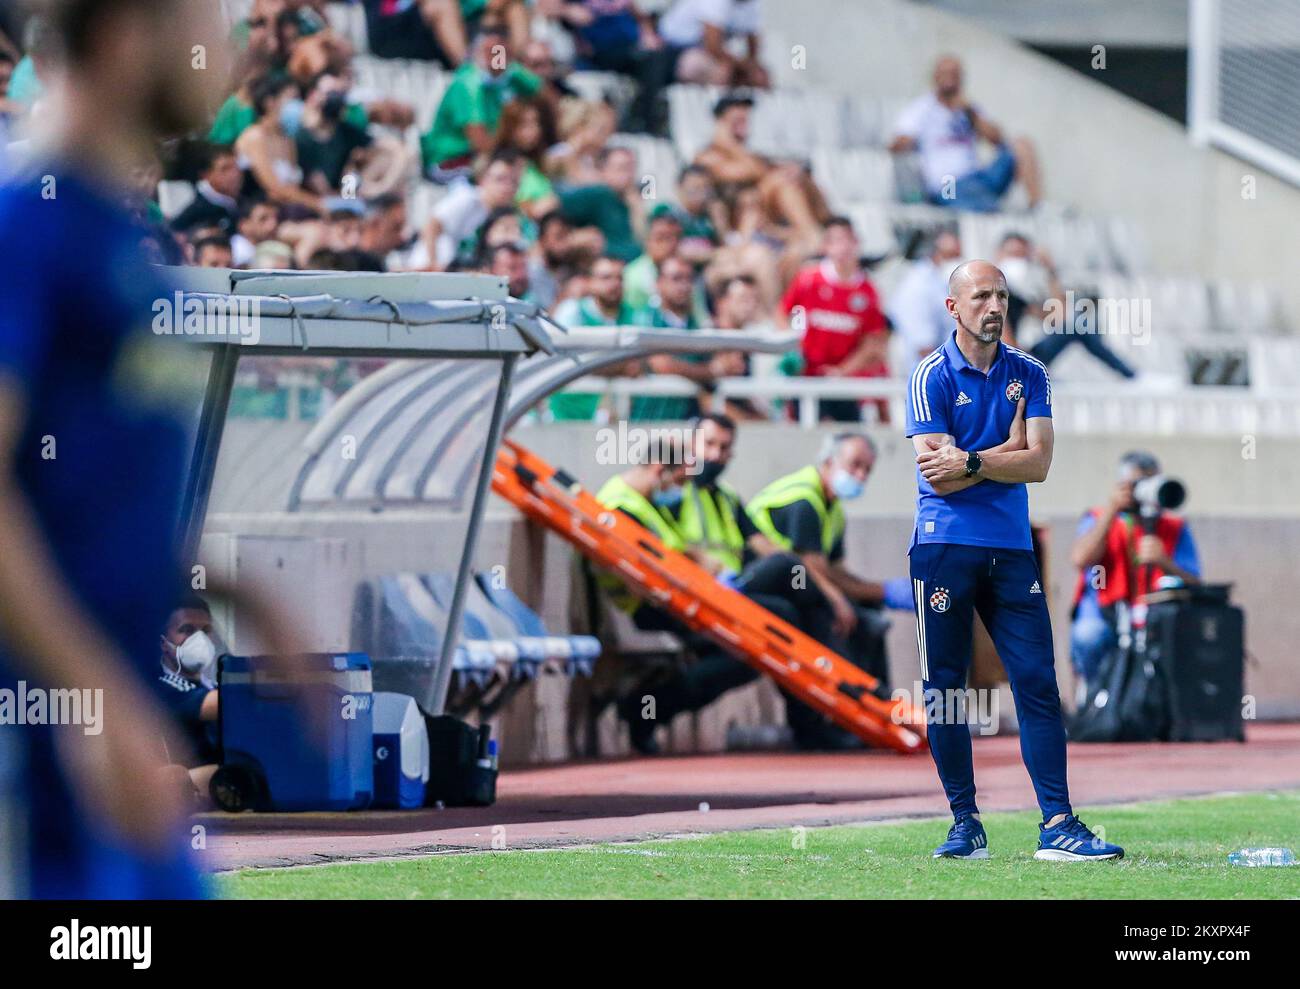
xmin=557 ymin=145 xmax=642 ymax=262
xmin=625 ymin=207 xmax=711 ymax=324
xmin=547 ymin=256 xmax=642 ymax=421
xmin=420 ymin=22 xmax=541 ymax=178
xmin=629 ymin=254 xmax=731 ymax=421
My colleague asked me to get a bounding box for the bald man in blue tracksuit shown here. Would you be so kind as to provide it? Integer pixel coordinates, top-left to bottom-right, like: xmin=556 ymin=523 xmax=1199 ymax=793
xmin=904 ymin=259 xmax=1123 ymax=862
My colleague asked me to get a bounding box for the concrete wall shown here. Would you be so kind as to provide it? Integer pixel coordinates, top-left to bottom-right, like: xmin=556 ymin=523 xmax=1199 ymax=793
xmin=759 ymin=0 xmax=1300 ymax=311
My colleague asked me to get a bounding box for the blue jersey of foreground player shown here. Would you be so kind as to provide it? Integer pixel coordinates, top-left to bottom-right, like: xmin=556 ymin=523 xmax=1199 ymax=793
xmin=0 ymin=164 xmax=205 ymax=898
xmin=904 ymin=330 xmax=1051 ymax=550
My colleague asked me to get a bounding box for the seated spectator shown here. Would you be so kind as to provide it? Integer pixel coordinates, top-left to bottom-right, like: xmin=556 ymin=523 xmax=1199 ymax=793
xmin=694 ymin=94 xmax=829 ymax=269
xmin=156 ymin=596 xmax=222 ymax=794
xmin=420 ymin=21 xmax=542 ymax=182
xmin=631 ymin=254 xmax=731 ymax=420
xmin=779 ymin=217 xmax=890 ymax=423
xmin=252 ymin=238 xmax=296 ymax=269
xmin=547 ymin=99 xmax=617 ymax=185
xmin=623 ymin=209 xmax=682 ymax=312
xmin=285 ymin=199 xmax=369 ymax=267
xmin=466 ymin=204 xmax=537 ymax=268
xmin=235 ymin=74 xmax=325 ymax=216
xmin=889 ymin=55 xmax=1042 ymax=212
xmin=711 ymin=274 xmax=765 ymax=420
xmin=674 ymin=164 xmax=725 ymax=267
xmin=231 ymin=0 xmax=287 ymax=68
xmin=625 ymin=208 xmax=711 ymax=325
xmin=705 ymin=182 xmax=781 ymax=309
xmin=557 ymin=144 xmax=644 ymax=262
xmin=489 ymin=240 xmax=533 ymax=300
xmin=475 ymin=0 xmax=533 ymax=54
xmin=419 ymin=149 xmax=522 ymax=269
xmin=888 ymin=228 xmax=963 ymax=372
xmin=363 ymin=0 xmax=468 ymax=67
xmin=491 ymin=96 xmax=560 ymax=219
xmin=658 ymin=0 xmax=769 ymax=88
xmin=171 ymin=145 xmax=243 ymax=237
xmin=518 ymin=38 xmax=580 ymax=108
xmin=192 ymin=234 xmax=235 ymax=269
xmin=232 ymin=195 xmax=282 ymax=267
xmin=360 ymin=193 xmax=412 ymax=271
xmin=297 ymin=72 xmax=373 ymax=194
xmin=549 ymin=255 xmax=644 ymax=420
xmin=546 ymin=0 xmax=673 ymax=134
xmin=528 ymin=210 xmax=577 ymax=309
xmin=996 ymin=232 xmax=1137 ymax=379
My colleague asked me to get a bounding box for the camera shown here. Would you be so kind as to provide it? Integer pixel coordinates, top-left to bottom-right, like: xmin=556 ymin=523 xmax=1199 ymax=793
xmin=1133 ymin=474 xmax=1186 ymax=517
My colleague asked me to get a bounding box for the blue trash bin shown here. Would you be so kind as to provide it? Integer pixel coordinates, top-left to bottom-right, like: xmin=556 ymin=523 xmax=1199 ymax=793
xmin=215 ymin=652 xmax=374 ymax=812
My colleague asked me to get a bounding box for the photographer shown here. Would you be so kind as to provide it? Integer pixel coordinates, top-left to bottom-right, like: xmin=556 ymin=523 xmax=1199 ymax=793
xmin=1069 ymin=451 xmax=1201 ymax=687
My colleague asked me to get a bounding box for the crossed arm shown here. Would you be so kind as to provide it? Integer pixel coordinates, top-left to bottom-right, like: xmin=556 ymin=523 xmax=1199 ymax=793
xmin=911 ymin=399 xmax=1055 ymax=496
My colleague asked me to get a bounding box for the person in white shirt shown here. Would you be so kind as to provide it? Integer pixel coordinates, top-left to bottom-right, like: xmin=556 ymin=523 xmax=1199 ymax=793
xmin=888 ymin=229 xmax=964 ymax=373
xmin=659 ymin=0 xmax=768 ymax=88
xmin=889 ymin=55 xmax=1041 ymax=212
xmin=418 ymin=150 xmax=522 ymax=270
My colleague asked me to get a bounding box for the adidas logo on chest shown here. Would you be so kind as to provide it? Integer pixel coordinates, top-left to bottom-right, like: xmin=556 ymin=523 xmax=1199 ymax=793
xmin=955 ymin=391 xmax=972 ymax=407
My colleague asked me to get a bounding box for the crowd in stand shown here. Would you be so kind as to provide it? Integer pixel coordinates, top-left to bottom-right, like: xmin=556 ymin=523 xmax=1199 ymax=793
xmin=0 ymin=0 xmax=1119 ymax=422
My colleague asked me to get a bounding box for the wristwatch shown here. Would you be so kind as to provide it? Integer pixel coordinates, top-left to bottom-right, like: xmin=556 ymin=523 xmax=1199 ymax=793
xmin=964 ymin=450 xmax=982 ymax=477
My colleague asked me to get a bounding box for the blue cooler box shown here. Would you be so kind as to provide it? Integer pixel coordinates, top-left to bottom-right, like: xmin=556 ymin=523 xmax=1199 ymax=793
xmin=372 ymin=692 xmax=430 ymax=809
xmin=217 ymin=653 xmax=374 ymax=812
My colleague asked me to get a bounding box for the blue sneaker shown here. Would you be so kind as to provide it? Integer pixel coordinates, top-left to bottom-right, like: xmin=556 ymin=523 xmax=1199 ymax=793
xmin=1035 ymin=814 xmax=1124 ymax=861
xmin=932 ymin=816 xmax=989 ymax=859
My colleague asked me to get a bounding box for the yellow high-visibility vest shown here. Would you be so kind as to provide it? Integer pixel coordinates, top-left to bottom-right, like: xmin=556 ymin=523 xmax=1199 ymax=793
xmin=747 ymin=464 xmax=844 ymax=557
xmin=676 ymin=480 xmax=746 ymax=574
xmin=593 ymin=474 xmax=685 ymax=612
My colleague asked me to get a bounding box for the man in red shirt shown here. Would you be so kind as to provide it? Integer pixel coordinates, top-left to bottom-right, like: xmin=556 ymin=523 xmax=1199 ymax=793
xmin=779 ymin=217 xmax=890 ymax=422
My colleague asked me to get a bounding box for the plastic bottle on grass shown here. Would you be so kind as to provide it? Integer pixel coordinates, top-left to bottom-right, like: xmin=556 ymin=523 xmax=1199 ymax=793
xmin=1227 ymin=847 xmax=1296 ymax=867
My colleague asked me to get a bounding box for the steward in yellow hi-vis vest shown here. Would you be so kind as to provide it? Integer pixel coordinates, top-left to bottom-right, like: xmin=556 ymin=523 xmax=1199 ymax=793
xmin=748 ymin=464 xmax=846 ymax=559
xmin=675 ymin=476 xmax=749 ymax=576
xmin=594 ymin=472 xmax=685 ymax=615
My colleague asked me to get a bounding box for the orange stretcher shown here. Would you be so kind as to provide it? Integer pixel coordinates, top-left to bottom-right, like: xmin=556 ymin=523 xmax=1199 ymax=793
xmin=492 ymin=440 xmax=927 ymax=753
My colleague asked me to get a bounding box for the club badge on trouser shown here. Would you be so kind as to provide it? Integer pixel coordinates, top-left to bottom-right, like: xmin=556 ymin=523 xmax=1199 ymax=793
xmin=929 ymin=587 xmax=952 ymax=613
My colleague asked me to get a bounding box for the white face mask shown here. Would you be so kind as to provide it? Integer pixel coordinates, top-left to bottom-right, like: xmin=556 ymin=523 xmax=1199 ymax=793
xmin=175 ymin=630 xmax=217 ymax=676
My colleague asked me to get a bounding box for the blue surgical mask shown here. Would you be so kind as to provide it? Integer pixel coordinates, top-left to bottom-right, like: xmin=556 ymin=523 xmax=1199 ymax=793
xmin=830 ymin=469 xmax=864 ymax=501
xmin=653 ymin=485 xmax=682 ymax=508
xmin=279 ymin=97 xmax=305 ymax=137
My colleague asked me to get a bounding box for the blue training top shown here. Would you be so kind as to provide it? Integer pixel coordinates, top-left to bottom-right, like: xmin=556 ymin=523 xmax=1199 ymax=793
xmin=904 ymin=330 xmax=1052 ymax=552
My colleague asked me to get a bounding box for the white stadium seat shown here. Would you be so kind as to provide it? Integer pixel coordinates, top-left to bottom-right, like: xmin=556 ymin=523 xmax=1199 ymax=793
xmin=812 ymin=147 xmax=897 ymax=206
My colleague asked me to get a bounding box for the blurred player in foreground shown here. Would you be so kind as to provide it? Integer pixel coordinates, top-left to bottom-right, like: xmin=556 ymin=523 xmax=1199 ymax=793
xmin=0 ymin=0 xmax=229 ymax=897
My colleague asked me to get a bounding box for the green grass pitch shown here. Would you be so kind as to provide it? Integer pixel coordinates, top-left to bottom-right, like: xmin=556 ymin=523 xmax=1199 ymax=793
xmin=217 ymin=791 xmax=1300 ymax=899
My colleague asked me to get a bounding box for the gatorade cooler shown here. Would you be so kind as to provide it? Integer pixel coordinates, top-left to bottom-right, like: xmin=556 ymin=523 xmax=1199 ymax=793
xmin=212 ymin=653 xmax=374 ymax=812
xmin=372 ymin=692 xmax=429 ymax=809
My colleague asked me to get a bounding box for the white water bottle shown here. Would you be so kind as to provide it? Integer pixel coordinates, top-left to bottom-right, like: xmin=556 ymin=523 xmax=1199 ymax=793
xmin=1227 ymin=847 xmax=1296 ymax=867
